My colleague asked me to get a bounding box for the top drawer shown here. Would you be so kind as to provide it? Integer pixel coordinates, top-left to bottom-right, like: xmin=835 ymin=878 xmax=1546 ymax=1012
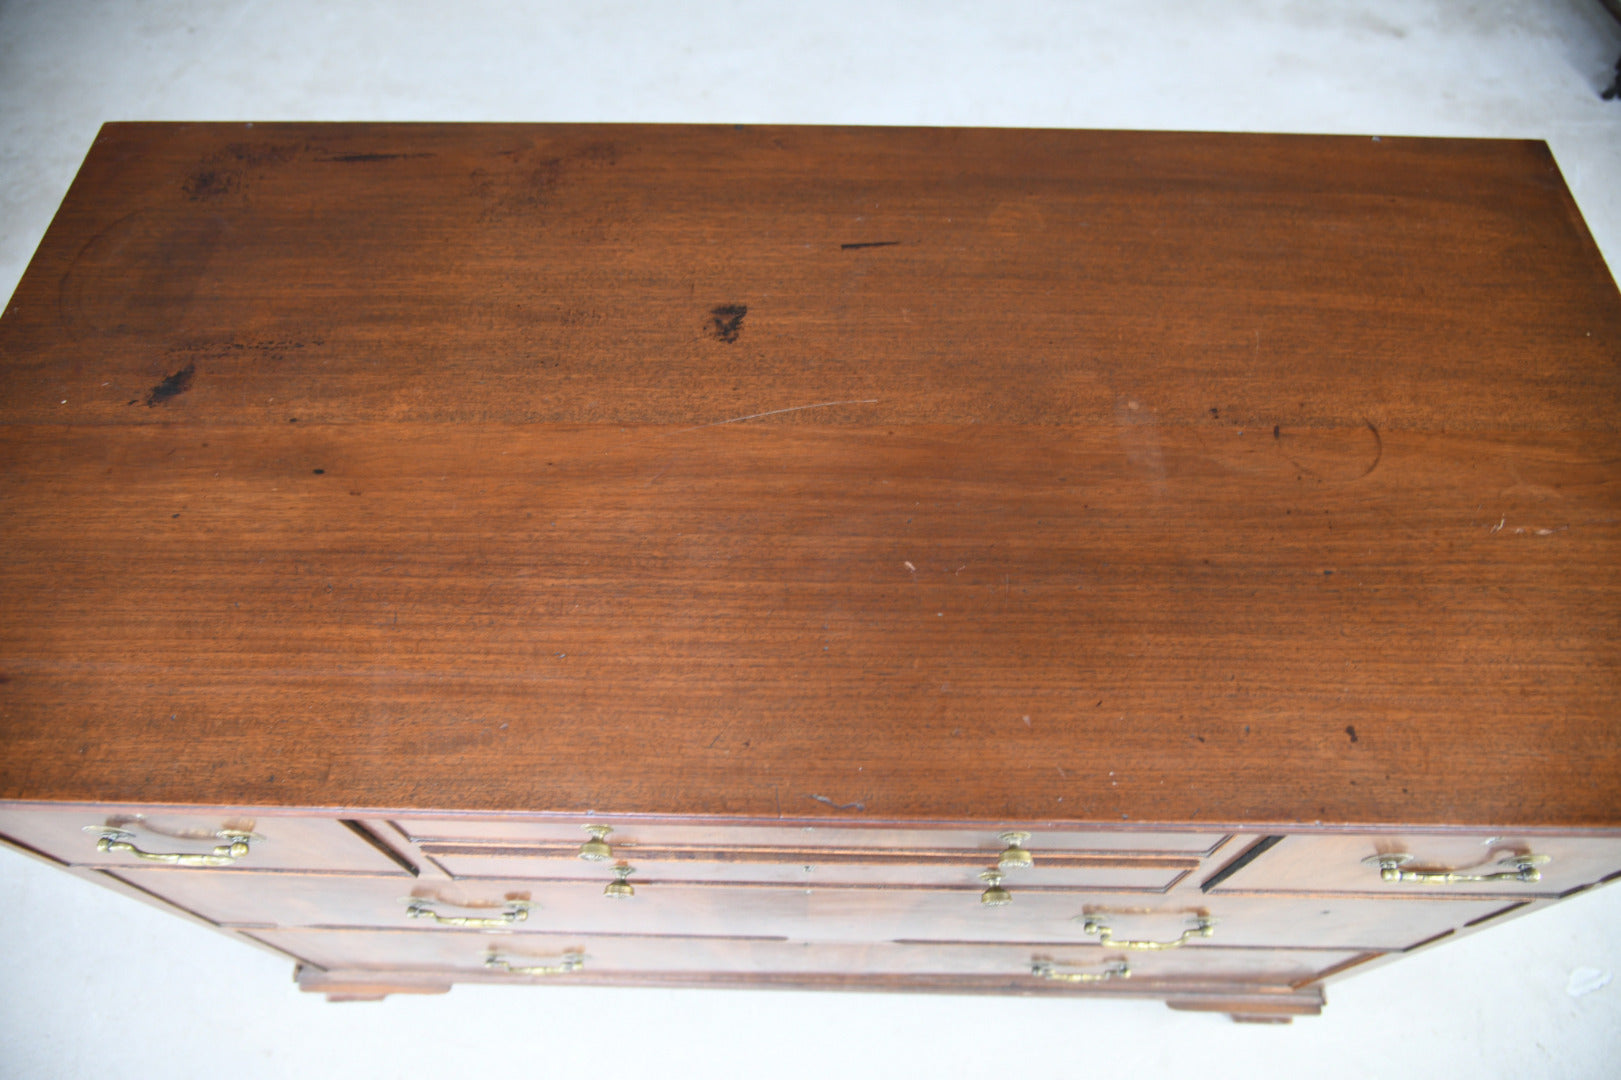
xmin=0 ymin=807 xmax=410 ymax=875
xmin=1209 ymin=834 xmax=1621 ymax=897
xmin=391 ymin=818 xmax=1226 ymax=857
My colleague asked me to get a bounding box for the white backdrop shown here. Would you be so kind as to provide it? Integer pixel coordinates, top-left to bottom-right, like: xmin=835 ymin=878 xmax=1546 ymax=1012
xmin=2 ymin=2 xmax=1619 ymax=1076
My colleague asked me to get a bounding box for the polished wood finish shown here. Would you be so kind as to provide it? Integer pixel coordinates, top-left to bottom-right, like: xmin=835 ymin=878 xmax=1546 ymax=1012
xmin=3 ymin=123 xmax=1620 ymax=1013
xmin=108 ymin=866 xmax=1513 ymax=950
xmin=251 ymin=926 xmax=1368 ymax=981
xmin=3 ymin=124 xmax=1619 ymax=828
xmin=391 ymin=819 xmax=1225 ymax=853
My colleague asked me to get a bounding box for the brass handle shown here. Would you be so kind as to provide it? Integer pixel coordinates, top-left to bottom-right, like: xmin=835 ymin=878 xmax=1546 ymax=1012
xmin=485 ymin=950 xmax=585 ymax=976
xmin=604 ymin=862 xmax=636 ymax=899
xmin=578 ymin=825 xmax=615 ymax=862
xmin=1031 ymin=959 xmax=1131 ymax=983
xmin=404 ymin=897 xmax=533 ymax=928
xmin=979 ymin=868 xmax=1013 ymax=906
xmin=1079 ymin=914 xmax=1214 ymax=950
xmin=997 ymin=831 xmax=1034 ymax=871
xmin=1363 ymin=852 xmax=1549 ymax=885
xmin=89 ymin=827 xmax=256 ymax=867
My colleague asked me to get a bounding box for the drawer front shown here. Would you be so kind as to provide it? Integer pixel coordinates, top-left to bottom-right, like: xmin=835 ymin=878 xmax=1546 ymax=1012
xmin=392 ymin=818 xmax=1226 ymax=856
xmin=1211 ymin=834 xmax=1621 ymax=897
xmin=255 ymin=926 xmax=1368 ymax=985
xmin=0 ymin=808 xmax=407 ymax=875
xmin=426 ymin=848 xmax=1192 ymax=891
xmin=114 ymin=869 xmax=1514 ymax=951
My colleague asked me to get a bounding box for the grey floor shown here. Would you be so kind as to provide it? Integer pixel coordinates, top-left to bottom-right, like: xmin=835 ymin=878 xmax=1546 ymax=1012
xmin=2 ymin=2 xmax=1620 ymax=1076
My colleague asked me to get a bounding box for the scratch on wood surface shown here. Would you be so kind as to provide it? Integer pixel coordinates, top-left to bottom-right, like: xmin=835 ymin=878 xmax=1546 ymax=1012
xmin=665 ymin=400 xmax=879 ymax=435
xmin=1357 ymin=419 xmax=1383 ymax=479
xmin=806 ymin=793 xmax=866 ymax=811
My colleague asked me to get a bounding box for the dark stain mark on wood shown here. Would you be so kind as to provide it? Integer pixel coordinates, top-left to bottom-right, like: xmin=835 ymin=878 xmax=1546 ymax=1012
xmin=181 ymin=169 xmax=240 ymax=200
xmin=225 ymin=142 xmax=298 ymax=166
xmin=1345 ymin=725 xmax=1359 ymax=743
xmin=841 ymin=240 xmax=900 ymax=250
xmin=575 ymin=142 xmax=619 ymax=167
xmin=463 ymin=144 xmax=619 ymax=223
xmin=312 ymin=468 xmax=325 ymax=475
xmin=469 ymin=157 xmax=565 ymax=221
xmin=1209 ymin=407 xmax=1219 ymax=418
xmin=1274 ymin=419 xmax=1383 ymax=481
xmin=145 ymin=363 xmax=195 ymax=406
xmin=320 ymin=152 xmax=435 ymax=163
xmin=710 ymin=304 xmax=748 ymax=343
xmin=168 ymin=338 xmax=315 ymax=361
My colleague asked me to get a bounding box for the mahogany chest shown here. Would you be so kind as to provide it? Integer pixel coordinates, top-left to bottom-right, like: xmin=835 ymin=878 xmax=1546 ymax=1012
xmin=2 ymin=123 xmax=1618 ymax=1020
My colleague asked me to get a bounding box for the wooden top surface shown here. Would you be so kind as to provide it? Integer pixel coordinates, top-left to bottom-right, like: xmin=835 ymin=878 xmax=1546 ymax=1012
xmin=1 ymin=123 xmax=1618 ymax=828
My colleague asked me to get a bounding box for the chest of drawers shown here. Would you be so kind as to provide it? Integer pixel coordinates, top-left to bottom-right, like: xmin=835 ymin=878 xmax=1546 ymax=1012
xmin=2 ymin=123 xmax=1618 ymax=1022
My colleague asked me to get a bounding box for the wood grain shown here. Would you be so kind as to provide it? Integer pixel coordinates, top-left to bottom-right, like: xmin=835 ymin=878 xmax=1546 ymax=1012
xmin=1 ymin=123 xmax=1618 ymax=827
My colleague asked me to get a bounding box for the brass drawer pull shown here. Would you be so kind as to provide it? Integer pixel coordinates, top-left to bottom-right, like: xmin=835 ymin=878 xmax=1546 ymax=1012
xmin=979 ymin=869 xmax=1013 ymax=906
xmin=485 ymin=950 xmax=585 ymax=976
xmin=1031 ymin=959 xmax=1131 ymax=983
xmin=997 ymin=831 xmax=1034 ymax=871
xmin=578 ymin=825 xmax=615 ymax=862
xmin=88 ymin=827 xmax=257 ymax=867
xmin=404 ymin=897 xmax=533 ymax=927
xmin=604 ymin=862 xmax=636 ymax=899
xmin=1363 ymin=852 xmax=1549 ymax=885
xmin=1079 ymin=914 xmax=1214 ymax=950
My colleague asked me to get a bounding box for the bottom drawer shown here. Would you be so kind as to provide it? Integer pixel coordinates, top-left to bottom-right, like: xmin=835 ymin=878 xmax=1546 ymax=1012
xmin=255 ymin=927 xmax=1370 ymax=987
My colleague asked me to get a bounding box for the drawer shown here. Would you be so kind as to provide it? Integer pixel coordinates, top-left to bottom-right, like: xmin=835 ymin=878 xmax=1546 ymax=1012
xmin=113 ymin=870 xmax=1515 ymax=951
xmin=1210 ymin=834 xmax=1621 ymax=897
xmin=392 ymin=818 xmax=1226 ymax=856
xmin=425 ymin=846 xmax=1192 ymax=891
xmin=0 ymin=808 xmax=408 ymax=875
xmin=255 ymin=926 xmax=1369 ymax=986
